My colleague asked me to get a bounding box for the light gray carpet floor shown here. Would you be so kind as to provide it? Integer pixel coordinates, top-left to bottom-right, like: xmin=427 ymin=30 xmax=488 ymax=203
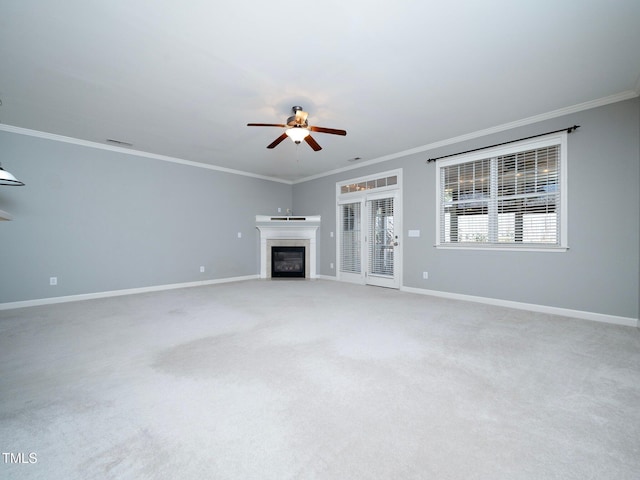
xmin=1 ymin=279 xmax=639 ymax=479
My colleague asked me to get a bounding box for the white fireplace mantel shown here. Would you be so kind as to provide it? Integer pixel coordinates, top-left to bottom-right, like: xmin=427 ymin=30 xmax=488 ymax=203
xmin=256 ymin=215 xmax=320 ymax=278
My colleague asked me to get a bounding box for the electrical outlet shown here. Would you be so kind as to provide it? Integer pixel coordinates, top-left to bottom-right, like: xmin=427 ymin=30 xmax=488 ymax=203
xmin=200 ymin=266 xmax=205 ymax=273
xmin=50 ymin=276 xmax=57 ymax=286
xmin=422 ymin=272 xmax=429 ymax=280
xmin=330 ymin=231 xmax=334 ymax=238
xmin=330 ymin=262 xmax=334 ymax=269
xmin=237 ymin=232 xmax=242 ymax=238
xmin=278 ymin=207 xmax=281 ymax=213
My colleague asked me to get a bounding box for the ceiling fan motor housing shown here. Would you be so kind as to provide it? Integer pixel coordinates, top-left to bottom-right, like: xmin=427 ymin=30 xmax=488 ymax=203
xmin=287 ymin=106 xmax=308 ymax=127
xmin=287 ymin=116 xmax=308 ymax=127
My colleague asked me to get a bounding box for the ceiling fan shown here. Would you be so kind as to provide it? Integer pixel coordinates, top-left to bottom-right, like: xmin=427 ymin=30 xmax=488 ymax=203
xmin=247 ymin=106 xmax=346 ymax=151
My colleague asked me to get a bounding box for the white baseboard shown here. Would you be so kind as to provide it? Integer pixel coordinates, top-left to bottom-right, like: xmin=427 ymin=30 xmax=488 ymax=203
xmin=400 ymin=286 xmax=638 ymax=328
xmin=3 ymin=278 xmax=635 ymax=328
xmin=316 ymin=274 xmax=338 ymax=281
xmin=0 ymin=275 xmax=260 ymax=311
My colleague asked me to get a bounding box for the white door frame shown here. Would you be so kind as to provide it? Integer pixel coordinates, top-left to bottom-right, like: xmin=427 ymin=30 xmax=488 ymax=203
xmin=364 ymin=190 xmax=401 ymax=289
xmin=336 ymin=169 xmax=402 ymax=289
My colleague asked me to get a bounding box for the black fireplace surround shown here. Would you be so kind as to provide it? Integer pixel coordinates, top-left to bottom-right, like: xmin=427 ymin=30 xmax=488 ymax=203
xmin=271 ymin=246 xmax=305 ymax=278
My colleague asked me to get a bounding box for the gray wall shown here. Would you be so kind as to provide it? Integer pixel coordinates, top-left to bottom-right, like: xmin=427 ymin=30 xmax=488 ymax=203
xmin=0 ymin=131 xmax=292 ymax=303
xmin=2 ymin=98 xmax=638 ymax=319
xmin=293 ymin=98 xmax=640 ymax=320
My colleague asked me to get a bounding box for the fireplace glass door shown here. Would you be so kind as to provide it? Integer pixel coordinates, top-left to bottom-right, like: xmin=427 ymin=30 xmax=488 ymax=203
xmin=271 ymin=246 xmax=305 ymax=278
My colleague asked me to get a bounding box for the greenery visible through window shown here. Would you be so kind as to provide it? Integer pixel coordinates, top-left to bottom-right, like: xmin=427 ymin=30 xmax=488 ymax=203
xmin=436 ymin=133 xmax=567 ymax=249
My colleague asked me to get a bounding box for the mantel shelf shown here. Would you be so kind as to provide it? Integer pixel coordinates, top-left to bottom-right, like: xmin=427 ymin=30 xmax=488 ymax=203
xmin=256 ymin=215 xmax=321 ymax=225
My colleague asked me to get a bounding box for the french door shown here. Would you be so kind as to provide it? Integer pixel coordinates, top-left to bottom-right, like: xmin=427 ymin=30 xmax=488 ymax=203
xmin=365 ymin=193 xmax=399 ymax=288
xmin=338 ymin=189 xmax=401 ymax=289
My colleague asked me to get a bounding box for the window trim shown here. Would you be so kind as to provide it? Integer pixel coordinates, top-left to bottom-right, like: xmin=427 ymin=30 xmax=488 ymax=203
xmin=435 ymin=132 xmax=568 ymax=252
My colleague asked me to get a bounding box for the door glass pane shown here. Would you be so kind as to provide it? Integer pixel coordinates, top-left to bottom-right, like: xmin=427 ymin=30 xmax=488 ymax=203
xmin=369 ymin=198 xmax=394 ymax=276
xmin=340 ymin=203 xmax=361 ymax=273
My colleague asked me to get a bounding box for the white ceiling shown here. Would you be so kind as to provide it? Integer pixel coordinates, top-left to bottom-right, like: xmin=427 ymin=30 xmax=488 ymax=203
xmin=1 ymin=1 xmax=639 ymax=182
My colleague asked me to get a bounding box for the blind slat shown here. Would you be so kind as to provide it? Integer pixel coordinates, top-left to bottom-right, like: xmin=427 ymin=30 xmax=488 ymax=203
xmin=340 ymin=203 xmax=361 ymax=273
xmin=368 ymin=198 xmax=394 ymax=276
xmin=440 ymin=144 xmax=561 ymax=246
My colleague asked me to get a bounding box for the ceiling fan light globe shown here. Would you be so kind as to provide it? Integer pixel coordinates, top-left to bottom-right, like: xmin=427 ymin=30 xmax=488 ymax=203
xmin=285 ymin=127 xmax=310 ymax=144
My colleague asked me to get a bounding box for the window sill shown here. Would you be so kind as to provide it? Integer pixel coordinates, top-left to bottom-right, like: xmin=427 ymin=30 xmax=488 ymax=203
xmin=435 ymin=244 xmax=569 ymax=253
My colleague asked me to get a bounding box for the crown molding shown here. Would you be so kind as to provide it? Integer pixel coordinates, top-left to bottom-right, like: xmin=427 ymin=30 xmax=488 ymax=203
xmin=0 ymin=124 xmax=292 ymax=185
xmin=1 ymin=89 xmax=636 ymax=187
xmin=294 ymin=90 xmax=639 ymax=184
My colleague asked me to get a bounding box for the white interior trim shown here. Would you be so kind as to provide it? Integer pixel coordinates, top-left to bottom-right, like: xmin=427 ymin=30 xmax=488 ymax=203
xmin=2 ymin=276 xmax=634 ymax=328
xmin=401 ymin=286 xmax=638 ymax=328
xmin=0 ymin=124 xmax=291 ymax=184
xmin=256 ymin=216 xmax=320 ymax=279
xmin=316 ymin=274 xmax=339 ymax=281
xmin=434 ymin=131 xmax=568 ymax=250
xmin=336 ymin=169 xmax=403 ymax=288
xmin=0 ymin=275 xmax=259 ymax=311
xmin=294 ymin=90 xmax=638 ymax=184
xmin=1 ymin=92 xmax=635 ymax=187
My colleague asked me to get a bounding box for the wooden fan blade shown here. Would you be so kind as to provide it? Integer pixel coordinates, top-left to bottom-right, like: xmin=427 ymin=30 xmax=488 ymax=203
xmin=309 ymin=126 xmax=347 ymax=136
xmin=267 ymin=132 xmax=288 ymax=149
xmin=247 ymin=123 xmax=287 ymax=127
xmin=304 ymin=135 xmax=322 ymax=151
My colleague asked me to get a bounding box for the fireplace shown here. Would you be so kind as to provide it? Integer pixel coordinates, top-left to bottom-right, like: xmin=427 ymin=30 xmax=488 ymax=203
xmin=256 ymin=215 xmax=320 ymax=279
xmin=271 ymin=246 xmax=305 ymax=278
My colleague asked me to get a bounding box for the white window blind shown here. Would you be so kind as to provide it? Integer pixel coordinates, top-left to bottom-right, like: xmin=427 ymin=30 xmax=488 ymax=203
xmin=437 ymin=134 xmax=566 ymax=249
xmin=340 ymin=203 xmax=361 ymax=273
xmin=368 ymin=197 xmax=394 ymax=276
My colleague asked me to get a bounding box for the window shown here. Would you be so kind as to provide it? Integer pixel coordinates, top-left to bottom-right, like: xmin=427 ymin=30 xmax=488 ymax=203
xmin=436 ymin=132 xmax=567 ymax=250
xmin=340 ymin=203 xmax=361 ymax=273
xmin=340 ymin=175 xmax=397 ymax=194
